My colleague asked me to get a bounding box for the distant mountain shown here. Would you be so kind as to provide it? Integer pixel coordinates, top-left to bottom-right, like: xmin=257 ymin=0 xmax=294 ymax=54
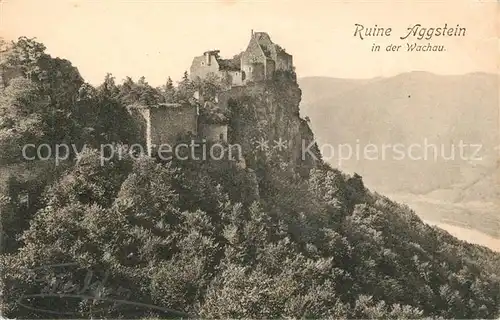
xmin=299 ymin=72 xmax=498 ymax=192
xmin=299 ymin=72 xmax=499 ymax=237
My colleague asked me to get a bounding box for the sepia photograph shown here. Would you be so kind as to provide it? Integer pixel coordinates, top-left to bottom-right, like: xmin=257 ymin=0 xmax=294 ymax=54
xmin=0 ymin=0 xmax=499 ymax=318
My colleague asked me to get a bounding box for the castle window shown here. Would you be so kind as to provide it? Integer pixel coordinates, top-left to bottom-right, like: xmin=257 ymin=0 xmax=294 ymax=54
xmin=201 ymin=62 xmax=205 ymax=66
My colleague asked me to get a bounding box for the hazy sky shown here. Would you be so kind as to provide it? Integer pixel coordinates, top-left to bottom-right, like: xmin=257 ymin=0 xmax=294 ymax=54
xmin=1 ymin=0 xmax=498 ymax=86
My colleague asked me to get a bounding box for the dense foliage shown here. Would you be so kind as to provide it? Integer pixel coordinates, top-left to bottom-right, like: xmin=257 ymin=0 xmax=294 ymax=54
xmin=1 ymin=37 xmax=500 ymax=319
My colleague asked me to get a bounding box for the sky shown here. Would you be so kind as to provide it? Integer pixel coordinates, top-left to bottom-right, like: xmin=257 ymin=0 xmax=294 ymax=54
xmin=1 ymin=0 xmax=498 ymax=86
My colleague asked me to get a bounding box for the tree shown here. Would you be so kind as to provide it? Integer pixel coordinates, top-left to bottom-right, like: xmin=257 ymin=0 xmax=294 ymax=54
xmin=0 ymin=37 xmax=85 ymax=151
xmin=192 ymin=72 xmax=223 ymax=102
xmin=176 ymin=71 xmax=195 ymax=103
xmin=97 ymin=73 xmax=120 ymax=98
xmin=117 ymin=76 xmax=162 ymax=106
xmin=162 ymin=77 xmax=176 ymax=103
xmin=0 ymin=77 xmax=47 ymax=163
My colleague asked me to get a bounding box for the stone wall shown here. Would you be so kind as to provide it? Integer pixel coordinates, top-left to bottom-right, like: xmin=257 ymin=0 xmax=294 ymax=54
xmin=228 ymin=70 xmax=244 ymax=86
xmin=190 ymin=54 xmax=220 ymax=80
xmin=198 ymin=123 xmax=228 ymax=142
xmin=265 ymin=59 xmax=276 ymax=79
xmin=241 ymin=36 xmax=267 ymax=83
xmin=254 ymin=32 xmax=277 ymax=60
xmin=276 ymin=50 xmax=293 ymax=71
xmin=149 ymin=104 xmax=198 ymax=147
xmin=242 ymin=36 xmax=266 ymax=64
xmin=242 ymin=62 xmax=265 ymax=83
xmin=219 ymin=70 xmax=244 ymax=87
xmin=129 ymin=104 xmax=198 ymax=155
xmin=192 ymin=32 xmax=293 ymax=86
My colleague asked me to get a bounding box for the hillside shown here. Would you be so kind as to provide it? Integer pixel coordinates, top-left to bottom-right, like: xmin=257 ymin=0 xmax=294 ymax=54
xmin=1 ymin=38 xmax=500 ymax=319
xmin=299 ymin=73 xmax=499 ymax=239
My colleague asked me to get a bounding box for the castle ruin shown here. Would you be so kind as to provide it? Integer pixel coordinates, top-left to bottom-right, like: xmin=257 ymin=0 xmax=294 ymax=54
xmin=129 ymin=102 xmax=199 ymax=156
xmin=190 ymin=30 xmax=293 ymax=86
xmin=134 ymin=31 xmax=293 ymax=155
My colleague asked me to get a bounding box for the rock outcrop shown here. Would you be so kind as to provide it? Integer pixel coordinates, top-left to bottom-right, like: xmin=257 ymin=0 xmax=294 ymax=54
xmin=225 ymin=74 xmax=321 ymax=177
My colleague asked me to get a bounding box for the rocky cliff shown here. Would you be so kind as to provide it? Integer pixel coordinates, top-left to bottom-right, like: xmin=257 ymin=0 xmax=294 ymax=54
xmin=225 ymin=73 xmax=321 ymax=177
